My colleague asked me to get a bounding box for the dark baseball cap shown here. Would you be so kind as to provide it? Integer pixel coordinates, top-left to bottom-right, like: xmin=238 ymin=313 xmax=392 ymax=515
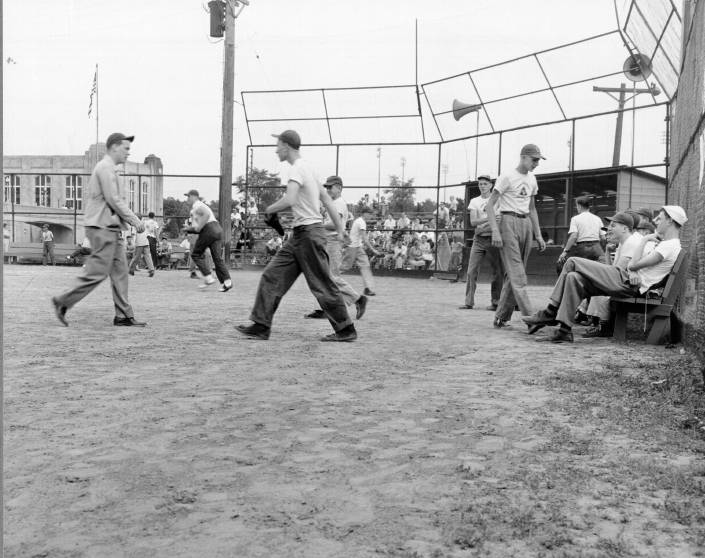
xmin=184 ymin=189 xmax=200 ymax=197
xmin=604 ymin=211 xmax=634 ymax=229
xmin=271 ymin=130 xmax=301 ymax=150
xmin=106 ymin=132 xmax=134 ymax=150
xmin=323 ymin=175 xmax=343 ymax=188
xmin=520 ymin=143 xmax=546 ymax=160
xmin=477 ymin=174 xmax=493 ymax=182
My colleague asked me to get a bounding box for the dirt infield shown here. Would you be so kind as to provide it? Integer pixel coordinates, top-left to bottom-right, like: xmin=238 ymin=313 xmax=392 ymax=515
xmin=4 ymin=266 xmax=704 ymax=557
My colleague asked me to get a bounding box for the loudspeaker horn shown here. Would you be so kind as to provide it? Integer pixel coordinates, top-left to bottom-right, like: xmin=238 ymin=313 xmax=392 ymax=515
xmin=452 ymin=99 xmax=482 ymax=121
xmin=623 ymin=53 xmax=652 ymax=82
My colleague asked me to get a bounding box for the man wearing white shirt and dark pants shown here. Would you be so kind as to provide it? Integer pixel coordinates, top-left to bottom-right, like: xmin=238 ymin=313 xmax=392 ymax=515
xmin=485 ymin=144 xmax=547 ymax=328
xmin=556 ymin=196 xmax=604 ymax=272
xmin=523 ymin=206 xmax=686 ymax=342
xmin=459 ymin=174 xmax=503 ymax=310
xmin=237 ymin=130 xmax=357 ymax=342
xmin=183 ymin=189 xmax=232 ymax=292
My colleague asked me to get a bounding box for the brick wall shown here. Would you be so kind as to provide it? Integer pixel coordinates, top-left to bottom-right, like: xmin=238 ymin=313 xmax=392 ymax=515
xmin=668 ymin=0 xmax=705 ymax=357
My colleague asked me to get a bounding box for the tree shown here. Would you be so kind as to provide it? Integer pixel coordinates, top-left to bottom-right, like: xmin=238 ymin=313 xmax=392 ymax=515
xmin=162 ymin=197 xmax=191 ymax=237
xmin=233 ymin=167 xmax=283 ymax=211
xmin=384 ymin=175 xmax=416 ymax=214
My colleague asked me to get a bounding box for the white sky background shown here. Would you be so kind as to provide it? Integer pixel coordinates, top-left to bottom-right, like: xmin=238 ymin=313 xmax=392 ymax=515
xmin=3 ymin=0 xmax=666 ymax=203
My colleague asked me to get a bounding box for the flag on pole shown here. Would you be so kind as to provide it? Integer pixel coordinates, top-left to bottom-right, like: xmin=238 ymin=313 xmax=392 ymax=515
xmin=88 ymin=65 xmax=97 ymax=117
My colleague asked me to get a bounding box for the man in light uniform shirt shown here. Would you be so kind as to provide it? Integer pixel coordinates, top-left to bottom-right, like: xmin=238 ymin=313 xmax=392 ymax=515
xmin=143 ymin=212 xmax=160 ymax=268
xmin=305 ymin=175 xmax=368 ymax=321
xmin=183 ymin=189 xmax=233 ymax=292
xmin=557 ymin=196 xmax=604 ymax=271
xmin=485 ymin=144 xmax=547 ymax=328
xmin=459 ymin=174 xmax=503 ymax=311
xmin=237 ymin=130 xmax=357 ymax=342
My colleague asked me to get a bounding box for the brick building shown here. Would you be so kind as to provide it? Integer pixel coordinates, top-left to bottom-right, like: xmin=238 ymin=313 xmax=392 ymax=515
xmin=668 ymin=0 xmax=704 ymax=356
xmin=3 ymin=143 xmax=163 ymax=244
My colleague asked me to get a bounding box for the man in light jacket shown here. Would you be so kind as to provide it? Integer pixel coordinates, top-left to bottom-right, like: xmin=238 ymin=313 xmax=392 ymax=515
xmin=52 ymin=133 xmax=147 ymax=327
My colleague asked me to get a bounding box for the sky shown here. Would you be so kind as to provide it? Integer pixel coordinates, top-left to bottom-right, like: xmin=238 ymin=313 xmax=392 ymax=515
xmin=3 ymin=0 xmax=669 ymax=203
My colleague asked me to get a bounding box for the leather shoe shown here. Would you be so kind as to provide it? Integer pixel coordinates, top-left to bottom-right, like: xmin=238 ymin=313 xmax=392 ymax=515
xmin=321 ymin=325 xmax=357 ymax=342
xmin=52 ymin=297 xmax=68 ymax=326
xmin=363 ymin=288 xmax=376 ymax=296
xmin=355 ymin=295 xmax=368 ymax=320
xmin=236 ymin=323 xmax=271 ymax=340
xmin=458 ymin=305 xmax=473 ymax=310
xmin=113 ymin=316 xmax=147 ymax=327
xmin=522 ymin=309 xmax=558 ymax=327
xmin=485 ymin=304 xmax=498 ymax=311
xmin=304 ymin=309 xmax=326 ymax=319
xmin=537 ymin=327 xmax=574 ymax=343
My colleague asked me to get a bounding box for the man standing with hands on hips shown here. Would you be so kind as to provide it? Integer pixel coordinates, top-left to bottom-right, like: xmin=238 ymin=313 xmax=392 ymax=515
xmin=485 ymin=144 xmax=547 ymax=328
xmin=52 ymin=133 xmax=147 ymax=327
xmin=459 ymin=173 xmax=503 ymax=311
xmin=237 ymin=130 xmax=358 ymax=342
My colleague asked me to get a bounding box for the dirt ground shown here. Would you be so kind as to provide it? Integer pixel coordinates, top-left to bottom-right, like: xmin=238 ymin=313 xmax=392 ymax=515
xmin=3 ymin=265 xmax=704 ymax=558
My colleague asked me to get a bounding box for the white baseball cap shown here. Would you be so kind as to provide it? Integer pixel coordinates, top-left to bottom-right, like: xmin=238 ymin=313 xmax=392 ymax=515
xmin=661 ymin=205 xmax=688 ymax=226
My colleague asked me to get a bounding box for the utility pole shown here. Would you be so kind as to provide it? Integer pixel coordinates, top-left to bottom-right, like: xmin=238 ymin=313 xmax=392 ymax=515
xmin=400 ymin=157 xmax=407 ymax=184
xmin=218 ymin=1 xmax=236 ymax=260
xmin=376 ymin=147 xmax=381 ymax=204
xmin=593 ymin=82 xmax=659 ymax=166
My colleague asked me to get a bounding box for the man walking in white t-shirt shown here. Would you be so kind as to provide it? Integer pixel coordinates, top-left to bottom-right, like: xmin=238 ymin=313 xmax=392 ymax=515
xmin=556 ymin=196 xmax=604 ymax=272
xmin=523 ymin=206 xmax=686 ymax=342
xmin=485 ymin=144 xmax=547 ymax=328
xmin=183 ymin=189 xmax=233 ymax=292
xmin=305 ymin=175 xmax=368 ymax=320
xmin=459 ymin=174 xmax=503 ymax=310
xmin=341 ymin=206 xmax=381 ymax=296
xmin=237 ymin=130 xmax=357 ymax=342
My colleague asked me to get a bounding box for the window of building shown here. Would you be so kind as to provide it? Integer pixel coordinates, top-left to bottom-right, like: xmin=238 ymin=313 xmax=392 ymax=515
xmin=129 ymin=179 xmax=135 ymax=210
xmin=34 ymin=175 xmax=52 ymax=207
xmin=4 ymin=174 xmax=20 ymax=204
xmin=65 ymin=175 xmax=84 ymax=210
xmin=142 ymin=182 xmax=149 ymax=213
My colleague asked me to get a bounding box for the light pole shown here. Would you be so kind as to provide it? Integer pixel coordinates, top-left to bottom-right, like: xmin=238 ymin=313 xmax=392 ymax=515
xmin=376 ymin=147 xmax=381 ymax=204
xmin=441 ymin=164 xmax=448 ymax=203
xmin=400 ymin=157 xmax=407 ymax=184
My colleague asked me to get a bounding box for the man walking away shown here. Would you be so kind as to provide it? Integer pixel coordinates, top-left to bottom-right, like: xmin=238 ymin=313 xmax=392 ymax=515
xmin=341 ymin=206 xmax=381 ymax=296
xmin=52 ymin=133 xmax=147 ymax=327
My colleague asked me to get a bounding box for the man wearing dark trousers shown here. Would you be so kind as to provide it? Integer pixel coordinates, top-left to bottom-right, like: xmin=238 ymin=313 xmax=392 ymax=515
xmin=459 ymin=174 xmax=503 ymax=311
xmin=183 ymin=189 xmax=233 ymax=292
xmin=52 ymin=132 xmax=147 ymax=327
xmin=237 ymin=130 xmax=357 ymax=342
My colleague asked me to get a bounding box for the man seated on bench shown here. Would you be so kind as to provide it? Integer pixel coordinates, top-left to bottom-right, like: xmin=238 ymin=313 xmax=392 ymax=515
xmin=66 ymin=237 xmax=92 ymax=264
xmin=522 ymin=206 xmax=687 ymax=343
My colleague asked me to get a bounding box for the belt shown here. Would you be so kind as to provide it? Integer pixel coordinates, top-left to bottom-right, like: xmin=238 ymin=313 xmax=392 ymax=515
xmin=577 ymin=240 xmax=600 ymax=244
xmin=500 ymin=211 xmax=527 ymax=218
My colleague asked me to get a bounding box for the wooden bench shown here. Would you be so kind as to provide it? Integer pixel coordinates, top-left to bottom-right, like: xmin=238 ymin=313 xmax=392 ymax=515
xmin=612 ymin=250 xmax=689 ymax=345
xmin=5 ymin=242 xmax=77 ymax=264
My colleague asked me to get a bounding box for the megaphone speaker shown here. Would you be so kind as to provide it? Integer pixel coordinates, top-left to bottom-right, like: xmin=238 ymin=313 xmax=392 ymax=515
xmin=452 ymin=99 xmax=482 ymax=121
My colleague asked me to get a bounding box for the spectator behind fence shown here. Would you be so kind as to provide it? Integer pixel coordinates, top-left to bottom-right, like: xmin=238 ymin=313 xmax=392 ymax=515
xmin=523 ymin=206 xmax=686 ymax=343
xmin=156 ymin=235 xmax=173 ymax=269
xmin=41 ymin=224 xmax=55 ymax=266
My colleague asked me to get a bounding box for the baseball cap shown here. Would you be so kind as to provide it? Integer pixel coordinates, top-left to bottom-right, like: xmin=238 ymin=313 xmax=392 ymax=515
xmin=271 ymin=129 xmax=301 ymax=150
xmin=477 ymin=174 xmax=492 ymax=182
xmin=604 ymin=211 xmax=634 ymax=229
xmin=637 ymin=221 xmax=656 ymax=233
xmin=520 ymin=143 xmax=546 ymax=160
xmin=323 ymin=175 xmax=343 ymax=188
xmin=660 ymin=205 xmax=688 ymax=225
xmin=634 ymin=207 xmax=653 ymax=220
xmin=184 ymin=189 xmax=200 ymax=197
xmin=106 ymin=132 xmax=134 ymax=150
